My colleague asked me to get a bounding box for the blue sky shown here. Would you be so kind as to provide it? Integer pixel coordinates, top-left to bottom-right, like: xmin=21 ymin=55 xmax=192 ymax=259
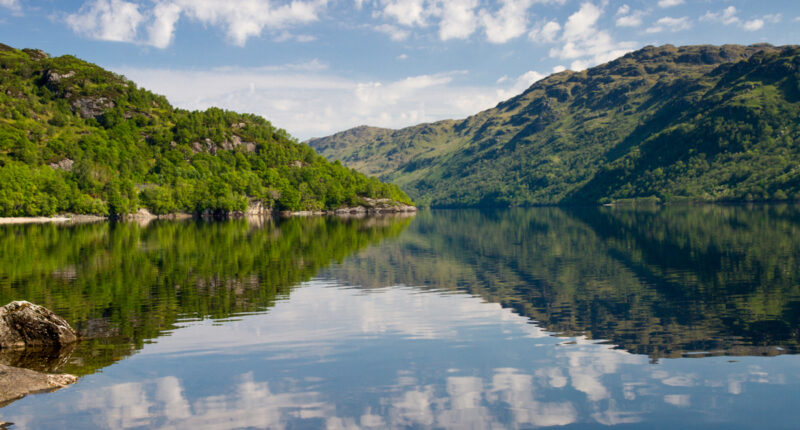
xmin=1 ymin=0 xmax=799 ymax=139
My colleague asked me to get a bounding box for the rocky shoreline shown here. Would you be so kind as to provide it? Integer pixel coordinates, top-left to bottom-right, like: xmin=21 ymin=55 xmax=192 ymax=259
xmin=0 ymin=199 xmax=417 ymax=225
xmin=0 ymin=302 xmax=79 ymax=407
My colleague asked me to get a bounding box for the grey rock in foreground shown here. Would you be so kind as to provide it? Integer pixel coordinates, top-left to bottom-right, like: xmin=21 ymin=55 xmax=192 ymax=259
xmin=0 ymin=301 xmax=77 ymax=349
xmin=0 ymin=363 xmax=76 ymax=406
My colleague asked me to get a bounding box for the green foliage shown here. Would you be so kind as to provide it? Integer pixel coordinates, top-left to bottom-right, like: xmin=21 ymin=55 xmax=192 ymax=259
xmin=0 ymin=45 xmax=412 ymax=217
xmin=309 ymin=44 xmax=800 ymax=207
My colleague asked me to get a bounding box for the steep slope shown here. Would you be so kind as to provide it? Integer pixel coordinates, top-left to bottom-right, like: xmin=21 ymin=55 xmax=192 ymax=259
xmin=0 ymin=44 xmax=412 ymax=217
xmin=309 ymin=44 xmax=800 ymax=207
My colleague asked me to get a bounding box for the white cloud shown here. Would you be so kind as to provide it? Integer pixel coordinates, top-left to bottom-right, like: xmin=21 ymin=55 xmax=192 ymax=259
xmin=480 ymin=0 xmax=534 ymax=44
xmin=382 ymin=0 xmax=429 ymax=27
xmin=528 ymin=20 xmax=561 ymax=43
xmin=616 ymin=10 xmax=644 ymax=27
xmin=548 ymin=2 xmax=636 ymax=71
xmin=646 ymin=16 xmax=690 ymax=33
xmin=373 ymin=0 xmax=566 ymax=43
xmin=742 ymin=19 xmax=764 ymax=31
xmin=439 ymin=0 xmax=478 ymax=40
xmin=147 ymin=2 xmax=181 ymax=48
xmin=66 ymin=0 xmax=328 ymax=47
xmin=176 ymin=0 xmax=328 ymax=47
xmin=66 ymin=0 xmax=144 ymax=43
xmin=397 ymin=53 xmax=408 ymax=60
xmin=616 ymin=5 xmax=629 ymax=16
xmin=701 ymin=6 xmax=740 ymax=26
xmin=373 ymin=23 xmax=410 ymax=41
xmin=118 ymin=64 xmax=548 ymax=139
xmin=701 ymin=6 xmax=775 ymax=32
xmin=657 ymin=0 xmax=683 ymax=8
xmin=496 ymin=69 xmax=545 ymax=99
xmin=0 ymin=0 xmax=20 ymax=12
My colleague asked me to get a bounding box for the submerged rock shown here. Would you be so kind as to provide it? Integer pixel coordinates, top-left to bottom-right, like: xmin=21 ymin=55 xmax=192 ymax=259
xmin=0 ymin=364 xmax=77 ymax=407
xmin=0 ymin=301 xmax=77 ymax=349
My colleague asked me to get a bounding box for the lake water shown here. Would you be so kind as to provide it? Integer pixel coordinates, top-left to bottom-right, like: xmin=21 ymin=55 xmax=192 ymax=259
xmin=0 ymin=206 xmax=799 ymax=429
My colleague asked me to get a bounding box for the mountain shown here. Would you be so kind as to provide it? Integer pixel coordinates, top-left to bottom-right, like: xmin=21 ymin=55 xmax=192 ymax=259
xmin=308 ymin=44 xmax=800 ymax=207
xmin=0 ymin=44 xmax=412 ymax=217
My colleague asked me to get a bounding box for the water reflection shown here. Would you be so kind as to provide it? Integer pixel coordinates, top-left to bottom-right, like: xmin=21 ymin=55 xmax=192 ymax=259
xmin=0 ymin=215 xmax=412 ymax=376
xmin=2 ymin=206 xmax=800 ymax=428
xmin=323 ymin=205 xmax=800 ymax=358
xmin=4 ymin=283 xmax=798 ymax=429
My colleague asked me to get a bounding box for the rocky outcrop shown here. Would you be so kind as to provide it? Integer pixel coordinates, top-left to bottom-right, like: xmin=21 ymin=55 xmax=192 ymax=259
xmin=48 ymin=158 xmax=74 ymax=172
xmin=0 ymin=364 xmax=77 ymax=407
xmin=0 ymin=301 xmax=77 ymax=349
xmin=72 ymin=96 xmax=115 ymax=119
xmin=334 ymin=198 xmax=417 ymax=215
xmin=0 ymin=302 xmax=79 ymax=407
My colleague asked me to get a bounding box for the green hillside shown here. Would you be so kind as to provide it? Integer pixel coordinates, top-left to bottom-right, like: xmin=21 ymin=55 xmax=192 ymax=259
xmin=309 ymin=44 xmax=800 ymax=207
xmin=0 ymin=44 xmax=412 ymax=217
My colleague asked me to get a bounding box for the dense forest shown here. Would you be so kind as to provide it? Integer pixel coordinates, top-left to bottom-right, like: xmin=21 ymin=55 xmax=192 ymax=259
xmin=309 ymin=44 xmax=800 ymax=207
xmin=0 ymin=44 xmax=412 ymax=217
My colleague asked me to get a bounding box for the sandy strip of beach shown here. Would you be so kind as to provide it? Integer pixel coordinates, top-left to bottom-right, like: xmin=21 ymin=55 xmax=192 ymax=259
xmin=0 ymin=216 xmax=105 ymax=225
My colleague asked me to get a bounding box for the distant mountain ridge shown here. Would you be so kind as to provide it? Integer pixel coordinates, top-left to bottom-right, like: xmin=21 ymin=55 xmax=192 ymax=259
xmin=0 ymin=44 xmax=412 ymax=217
xmin=309 ymin=44 xmax=800 ymax=207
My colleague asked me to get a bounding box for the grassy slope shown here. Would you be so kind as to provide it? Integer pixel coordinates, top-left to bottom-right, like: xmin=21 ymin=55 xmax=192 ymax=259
xmin=0 ymin=44 xmax=412 ymax=217
xmin=309 ymin=44 xmax=800 ymax=207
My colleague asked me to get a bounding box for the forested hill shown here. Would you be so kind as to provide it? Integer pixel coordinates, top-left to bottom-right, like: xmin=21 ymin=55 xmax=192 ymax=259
xmin=309 ymin=44 xmax=800 ymax=207
xmin=0 ymin=44 xmax=412 ymax=217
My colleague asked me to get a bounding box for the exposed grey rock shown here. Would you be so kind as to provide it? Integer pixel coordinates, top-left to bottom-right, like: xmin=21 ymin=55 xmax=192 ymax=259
xmin=0 ymin=301 xmax=77 ymax=349
xmin=72 ymin=96 xmax=115 ymax=119
xmin=0 ymin=363 xmax=77 ymax=407
xmin=48 ymin=158 xmax=74 ymax=172
xmin=42 ymin=69 xmax=75 ymax=88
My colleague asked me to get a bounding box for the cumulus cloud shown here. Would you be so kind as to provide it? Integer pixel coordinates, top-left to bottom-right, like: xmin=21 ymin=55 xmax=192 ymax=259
xmin=480 ymin=0 xmax=534 ymax=44
xmin=701 ymin=6 xmax=774 ymax=32
xmin=66 ymin=0 xmax=145 ymax=43
xmin=646 ymin=16 xmax=690 ymax=33
xmin=701 ymin=6 xmax=740 ymax=26
xmin=373 ymin=0 xmax=565 ymax=43
xmin=657 ymin=0 xmax=683 ymax=8
xmin=66 ymin=0 xmax=328 ymax=47
xmin=742 ymin=19 xmax=764 ymax=31
xmin=0 ymin=0 xmax=20 ymax=12
xmin=529 ymin=20 xmax=561 ymax=43
xmin=382 ymin=0 xmax=429 ymax=27
xmin=547 ymin=2 xmax=636 ymax=71
xmin=616 ymin=10 xmax=644 ymax=27
xmin=439 ymin=0 xmax=478 ymax=40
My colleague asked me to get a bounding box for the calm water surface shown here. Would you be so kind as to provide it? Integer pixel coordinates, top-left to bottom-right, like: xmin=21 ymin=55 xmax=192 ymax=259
xmin=0 ymin=206 xmax=799 ymax=429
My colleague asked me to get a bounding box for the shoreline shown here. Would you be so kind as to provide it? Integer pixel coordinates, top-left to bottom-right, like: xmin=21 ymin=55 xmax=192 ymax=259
xmin=0 ymin=215 xmax=106 ymax=225
xmin=0 ymin=206 xmax=418 ymax=225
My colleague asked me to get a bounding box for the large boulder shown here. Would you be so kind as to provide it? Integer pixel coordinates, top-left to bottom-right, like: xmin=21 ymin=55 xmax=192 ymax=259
xmin=0 ymin=301 xmax=77 ymax=349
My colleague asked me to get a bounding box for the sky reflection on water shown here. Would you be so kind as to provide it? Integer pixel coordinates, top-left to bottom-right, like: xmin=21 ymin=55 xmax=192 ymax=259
xmin=4 ymin=282 xmax=798 ymax=429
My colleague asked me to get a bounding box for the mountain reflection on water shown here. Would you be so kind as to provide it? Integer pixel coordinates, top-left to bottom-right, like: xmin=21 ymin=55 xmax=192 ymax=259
xmin=0 ymin=206 xmax=799 ymax=429
xmin=0 ymin=215 xmax=412 ymax=375
xmin=324 ymin=205 xmax=800 ymax=358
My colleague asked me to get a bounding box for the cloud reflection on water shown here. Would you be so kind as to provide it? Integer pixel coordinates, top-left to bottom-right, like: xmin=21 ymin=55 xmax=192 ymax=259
xmin=4 ymin=282 xmax=798 ymax=429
